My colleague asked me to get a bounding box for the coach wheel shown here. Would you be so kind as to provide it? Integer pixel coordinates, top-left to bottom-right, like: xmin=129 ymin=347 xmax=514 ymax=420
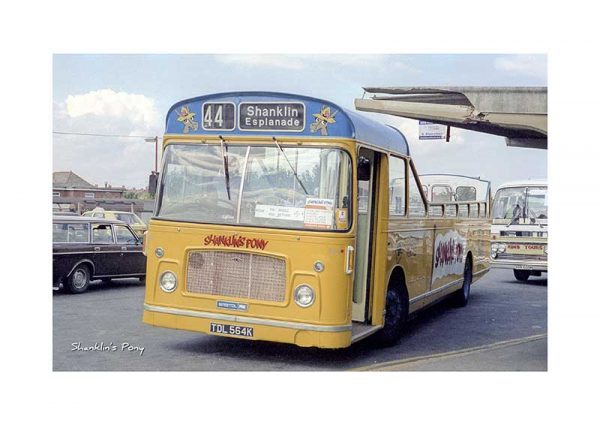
xmin=66 ymin=264 xmax=91 ymax=294
xmin=452 ymin=255 xmax=473 ymax=308
xmin=376 ymin=284 xmax=409 ymax=346
xmin=513 ymin=269 xmax=531 ymax=282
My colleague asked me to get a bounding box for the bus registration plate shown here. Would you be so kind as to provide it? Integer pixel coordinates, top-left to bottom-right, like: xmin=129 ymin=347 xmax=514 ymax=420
xmin=210 ymin=323 xmax=254 ymax=338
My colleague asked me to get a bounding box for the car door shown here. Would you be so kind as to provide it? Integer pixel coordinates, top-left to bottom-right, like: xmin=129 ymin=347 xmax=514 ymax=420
xmin=113 ymin=224 xmax=146 ymax=276
xmin=90 ymin=223 xmax=120 ymax=277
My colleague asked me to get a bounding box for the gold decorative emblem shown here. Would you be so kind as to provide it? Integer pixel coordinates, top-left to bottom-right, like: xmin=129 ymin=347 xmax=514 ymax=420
xmin=176 ymin=105 xmax=199 ymax=133
xmin=310 ymin=105 xmax=337 ymax=136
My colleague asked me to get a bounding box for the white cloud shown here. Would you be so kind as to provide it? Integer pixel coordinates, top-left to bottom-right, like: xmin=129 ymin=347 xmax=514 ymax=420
xmin=494 ymin=55 xmax=546 ymax=79
xmin=64 ymin=89 xmax=161 ymax=134
xmin=53 ymin=89 xmax=163 ymax=188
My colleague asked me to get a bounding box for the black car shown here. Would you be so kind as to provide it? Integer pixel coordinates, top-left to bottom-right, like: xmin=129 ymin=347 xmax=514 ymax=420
xmin=53 ymin=216 xmax=146 ymax=294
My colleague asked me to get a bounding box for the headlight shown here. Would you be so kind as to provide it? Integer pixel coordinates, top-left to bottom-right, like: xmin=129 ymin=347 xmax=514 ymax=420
xmin=294 ymin=285 xmax=315 ymax=308
xmin=498 ymin=244 xmax=506 ymax=253
xmin=159 ymin=271 xmax=177 ymax=293
xmin=491 ymin=243 xmax=499 ymax=252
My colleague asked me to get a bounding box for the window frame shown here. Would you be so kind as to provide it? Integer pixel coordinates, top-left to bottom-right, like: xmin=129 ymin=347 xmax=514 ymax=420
xmin=154 ymin=142 xmax=354 ymax=233
xmin=91 ymin=223 xmax=115 ymax=244
xmin=114 ymin=224 xmax=139 ymax=244
xmin=388 ymin=154 xmax=407 ymax=217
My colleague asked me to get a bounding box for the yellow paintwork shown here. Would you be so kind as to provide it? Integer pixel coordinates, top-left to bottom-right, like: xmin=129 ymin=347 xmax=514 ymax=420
xmin=143 ymin=135 xmax=490 ymax=348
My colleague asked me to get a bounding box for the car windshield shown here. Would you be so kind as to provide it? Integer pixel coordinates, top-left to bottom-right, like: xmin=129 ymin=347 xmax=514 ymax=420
xmin=115 ymin=213 xmax=143 ymax=225
xmin=156 ymin=144 xmax=352 ymax=231
xmin=492 ymin=186 xmax=547 ymax=220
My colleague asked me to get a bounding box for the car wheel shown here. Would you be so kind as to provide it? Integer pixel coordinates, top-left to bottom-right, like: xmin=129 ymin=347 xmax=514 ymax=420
xmin=66 ymin=264 xmax=91 ymax=294
xmin=452 ymin=255 xmax=473 ymax=307
xmin=514 ymin=269 xmax=531 ymax=282
xmin=376 ymin=284 xmax=409 ymax=346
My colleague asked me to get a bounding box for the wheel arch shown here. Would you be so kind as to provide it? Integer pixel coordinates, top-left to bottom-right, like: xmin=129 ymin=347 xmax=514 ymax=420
xmin=67 ymin=259 xmax=95 ymax=279
xmin=387 ymin=265 xmax=409 ymax=299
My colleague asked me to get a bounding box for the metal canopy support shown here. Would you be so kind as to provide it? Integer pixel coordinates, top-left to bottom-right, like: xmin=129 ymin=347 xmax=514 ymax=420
xmin=355 ymin=86 xmax=547 ymax=150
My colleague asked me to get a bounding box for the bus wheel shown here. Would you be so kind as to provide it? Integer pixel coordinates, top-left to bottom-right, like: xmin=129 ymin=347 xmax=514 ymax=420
xmin=376 ymin=285 xmax=408 ymax=346
xmin=513 ymin=270 xmax=530 ymax=282
xmin=66 ymin=264 xmax=90 ymax=294
xmin=452 ymin=256 xmax=473 ymax=308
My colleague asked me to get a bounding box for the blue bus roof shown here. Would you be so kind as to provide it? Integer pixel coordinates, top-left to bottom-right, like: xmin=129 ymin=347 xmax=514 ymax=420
xmin=165 ymin=91 xmax=409 ymax=156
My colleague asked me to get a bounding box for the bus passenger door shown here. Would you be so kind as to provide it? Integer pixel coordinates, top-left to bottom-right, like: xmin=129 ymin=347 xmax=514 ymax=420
xmin=352 ymin=148 xmax=378 ymax=322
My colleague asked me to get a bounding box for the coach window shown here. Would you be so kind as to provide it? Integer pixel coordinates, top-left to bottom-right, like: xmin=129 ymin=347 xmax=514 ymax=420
xmin=388 ymin=156 xmax=406 ymax=216
xmin=408 ymin=166 xmax=426 ymax=217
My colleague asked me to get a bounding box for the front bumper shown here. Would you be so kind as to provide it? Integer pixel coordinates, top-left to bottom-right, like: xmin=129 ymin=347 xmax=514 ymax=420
xmin=491 ymin=259 xmax=547 ymax=272
xmin=143 ymin=303 xmax=352 ymax=349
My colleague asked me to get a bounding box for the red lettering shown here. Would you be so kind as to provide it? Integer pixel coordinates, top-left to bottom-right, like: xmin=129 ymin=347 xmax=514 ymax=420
xmin=204 ymin=234 xmax=269 ymax=251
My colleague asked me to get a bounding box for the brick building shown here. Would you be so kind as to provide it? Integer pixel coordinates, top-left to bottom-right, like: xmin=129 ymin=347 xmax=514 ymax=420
xmin=53 ymin=171 xmax=143 ymax=215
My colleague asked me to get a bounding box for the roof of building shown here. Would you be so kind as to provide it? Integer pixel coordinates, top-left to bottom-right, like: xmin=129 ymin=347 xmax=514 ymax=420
xmin=53 ymin=171 xmax=94 ymax=189
xmin=165 ymin=91 xmax=409 ymax=155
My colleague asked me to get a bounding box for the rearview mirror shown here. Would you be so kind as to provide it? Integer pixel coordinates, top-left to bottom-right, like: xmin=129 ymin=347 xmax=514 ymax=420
xmin=357 ymin=156 xmax=371 ymax=181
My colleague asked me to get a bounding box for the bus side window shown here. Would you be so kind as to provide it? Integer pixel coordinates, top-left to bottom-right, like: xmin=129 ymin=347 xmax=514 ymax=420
xmin=469 ymin=203 xmax=479 ymax=218
xmin=408 ymin=166 xmax=426 ymax=217
xmin=429 ymin=205 xmax=443 ymax=217
xmin=388 ymin=156 xmax=406 ymax=216
xmin=445 ymin=204 xmax=457 ymax=217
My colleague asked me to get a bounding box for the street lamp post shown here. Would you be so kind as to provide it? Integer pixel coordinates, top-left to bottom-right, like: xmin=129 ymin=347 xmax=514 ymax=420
xmin=145 ymin=136 xmax=159 ymax=172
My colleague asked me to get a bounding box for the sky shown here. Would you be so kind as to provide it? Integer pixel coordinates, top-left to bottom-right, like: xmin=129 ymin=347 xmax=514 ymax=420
xmin=52 ymin=54 xmax=547 ymax=190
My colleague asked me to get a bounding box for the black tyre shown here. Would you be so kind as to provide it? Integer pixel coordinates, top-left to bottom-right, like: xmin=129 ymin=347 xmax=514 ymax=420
xmin=66 ymin=264 xmax=91 ymax=294
xmin=376 ymin=284 xmax=409 ymax=346
xmin=513 ymin=269 xmax=530 ymax=282
xmin=452 ymin=255 xmax=473 ymax=307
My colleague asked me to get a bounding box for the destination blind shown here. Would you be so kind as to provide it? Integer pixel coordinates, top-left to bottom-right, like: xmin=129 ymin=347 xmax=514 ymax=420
xmin=239 ymin=102 xmax=305 ymax=131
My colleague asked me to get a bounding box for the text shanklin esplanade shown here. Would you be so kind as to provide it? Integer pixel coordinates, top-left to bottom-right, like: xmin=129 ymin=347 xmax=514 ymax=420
xmin=204 ymin=234 xmax=269 ymax=250
xmin=240 ymin=102 xmax=304 ymax=130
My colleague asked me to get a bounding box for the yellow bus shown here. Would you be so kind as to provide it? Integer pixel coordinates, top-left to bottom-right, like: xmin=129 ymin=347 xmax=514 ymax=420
xmin=142 ymin=92 xmax=491 ymax=348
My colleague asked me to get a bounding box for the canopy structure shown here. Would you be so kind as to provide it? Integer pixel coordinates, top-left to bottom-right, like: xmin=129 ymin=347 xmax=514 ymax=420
xmin=355 ymin=87 xmax=547 ymax=149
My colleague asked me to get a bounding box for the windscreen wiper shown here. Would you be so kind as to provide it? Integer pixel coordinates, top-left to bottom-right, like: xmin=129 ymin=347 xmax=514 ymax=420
xmin=272 ymin=137 xmax=309 ymax=195
xmin=219 ymin=135 xmax=231 ymax=200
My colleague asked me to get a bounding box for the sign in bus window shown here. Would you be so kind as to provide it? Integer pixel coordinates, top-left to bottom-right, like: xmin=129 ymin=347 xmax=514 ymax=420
xmin=202 ymin=102 xmax=235 ymax=130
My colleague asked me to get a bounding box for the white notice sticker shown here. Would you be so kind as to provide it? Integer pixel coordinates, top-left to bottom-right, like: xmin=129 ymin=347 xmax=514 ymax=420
xmin=304 ymin=198 xmax=334 ymax=229
xmin=254 ymin=204 xmax=305 ymax=221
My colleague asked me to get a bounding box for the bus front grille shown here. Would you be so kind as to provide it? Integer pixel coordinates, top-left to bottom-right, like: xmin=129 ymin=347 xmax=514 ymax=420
xmin=186 ymin=251 xmax=286 ymax=302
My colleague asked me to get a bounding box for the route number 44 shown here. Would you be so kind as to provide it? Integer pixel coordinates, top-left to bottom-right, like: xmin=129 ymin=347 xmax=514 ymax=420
xmin=204 ymin=104 xmax=223 ymax=126
xmin=202 ymin=103 xmax=234 ymax=130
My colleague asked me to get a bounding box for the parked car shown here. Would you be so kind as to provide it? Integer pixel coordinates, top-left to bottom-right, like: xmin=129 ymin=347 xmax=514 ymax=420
xmin=53 ymin=211 xmax=79 ymax=216
xmin=82 ymin=208 xmax=147 ymax=236
xmin=53 ymin=216 xmax=146 ymax=294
